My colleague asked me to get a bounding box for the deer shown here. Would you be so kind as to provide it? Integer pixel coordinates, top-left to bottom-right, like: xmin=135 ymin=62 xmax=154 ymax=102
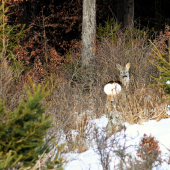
xmin=104 ymin=63 xmax=130 ymax=136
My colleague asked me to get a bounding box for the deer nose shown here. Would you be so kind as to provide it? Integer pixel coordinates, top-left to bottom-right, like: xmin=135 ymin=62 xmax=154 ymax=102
xmin=123 ymin=75 xmax=127 ymax=78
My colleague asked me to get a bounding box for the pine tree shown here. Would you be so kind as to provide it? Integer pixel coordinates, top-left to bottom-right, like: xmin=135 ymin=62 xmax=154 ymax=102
xmin=0 ymin=77 xmax=53 ymax=169
xmin=0 ymin=0 xmax=26 ymax=60
xmin=149 ymin=39 xmax=170 ymax=99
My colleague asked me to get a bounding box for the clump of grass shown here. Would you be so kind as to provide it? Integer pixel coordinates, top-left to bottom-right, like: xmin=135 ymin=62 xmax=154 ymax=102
xmin=94 ymin=128 xmax=163 ymax=170
xmin=0 ymin=59 xmax=25 ymax=111
xmin=45 ymin=25 xmax=169 ymax=153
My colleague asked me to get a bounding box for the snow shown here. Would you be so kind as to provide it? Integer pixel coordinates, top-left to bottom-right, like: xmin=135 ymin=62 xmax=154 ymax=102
xmin=63 ymin=115 xmax=170 ymax=170
xmin=166 ymin=81 xmax=170 ymax=85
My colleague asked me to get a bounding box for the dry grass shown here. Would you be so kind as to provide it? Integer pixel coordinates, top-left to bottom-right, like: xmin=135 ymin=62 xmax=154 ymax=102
xmin=43 ymin=28 xmax=170 ymax=153
xmin=94 ymin=28 xmax=169 ymax=124
xmin=1 ymin=28 xmax=169 ymax=155
xmin=0 ymin=58 xmax=25 ymax=111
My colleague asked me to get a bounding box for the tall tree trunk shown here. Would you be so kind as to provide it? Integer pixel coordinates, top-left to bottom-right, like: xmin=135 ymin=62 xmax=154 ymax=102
xmin=116 ymin=0 xmax=124 ymax=28
xmin=82 ymin=0 xmax=96 ymax=67
xmin=124 ymin=0 xmax=134 ymax=28
xmin=22 ymin=0 xmax=29 ymax=28
xmin=155 ymin=0 xmax=162 ymax=30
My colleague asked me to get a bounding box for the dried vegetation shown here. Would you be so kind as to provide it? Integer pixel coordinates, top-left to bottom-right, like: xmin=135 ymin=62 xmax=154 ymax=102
xmin=1 ymin=26 xmax=170 ymax=155
xmin=1 ymin=2 xmax=170 ymax=166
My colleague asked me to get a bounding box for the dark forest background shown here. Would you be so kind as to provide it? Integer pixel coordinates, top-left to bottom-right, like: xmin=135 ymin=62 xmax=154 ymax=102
xmin=1 ymin=1 xmax=170 ymax=168
xmin=5 ymin=0 xmax=170 ymax=82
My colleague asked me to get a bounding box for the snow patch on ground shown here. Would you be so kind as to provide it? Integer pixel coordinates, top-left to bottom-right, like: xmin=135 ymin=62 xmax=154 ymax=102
xmin=64 ymin=116 xmax=170 ymax=170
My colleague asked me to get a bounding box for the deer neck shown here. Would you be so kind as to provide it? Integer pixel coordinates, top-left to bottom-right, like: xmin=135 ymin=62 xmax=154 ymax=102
xmin=120 ymin=77 xmax=129 ymax=90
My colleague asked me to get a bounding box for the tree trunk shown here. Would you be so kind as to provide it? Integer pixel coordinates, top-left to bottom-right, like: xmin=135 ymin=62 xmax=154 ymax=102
xmin=124 ymin=0 xmax=134 ymax=28
xmin=155 ymin=0 xmax=162 ymax=30
xmin=82 ymin=0 xmax=96 ymax=67
xmin=116 ymin=0 xmax=124 ymax=28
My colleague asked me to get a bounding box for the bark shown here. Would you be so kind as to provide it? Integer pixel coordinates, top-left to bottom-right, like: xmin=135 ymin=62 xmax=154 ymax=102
xmin=155 ymin=0 xmax=162 ymax=30
xmin=116 ymin=0 xmax=124 ymax=28
xmin=124 ymin=0 xmax=134 ymax=28
xmin=82 ymin=0 xmax=96 ymax=67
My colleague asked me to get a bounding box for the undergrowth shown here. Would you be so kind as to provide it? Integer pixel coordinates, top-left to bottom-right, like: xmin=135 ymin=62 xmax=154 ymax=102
xmin=1 ymin=4 xmax=170 ymax=167
xmin=44 ymin=23 xmax=170 ymax=158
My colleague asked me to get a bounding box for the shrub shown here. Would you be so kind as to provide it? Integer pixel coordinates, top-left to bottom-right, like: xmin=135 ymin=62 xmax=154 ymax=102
xmin=149 ymin=38 xmax=170 ymax=100
xmin=0 ymin=0 xmax=26 ymax=61
xmin=0 ymin=77 xmax=53 ymax=169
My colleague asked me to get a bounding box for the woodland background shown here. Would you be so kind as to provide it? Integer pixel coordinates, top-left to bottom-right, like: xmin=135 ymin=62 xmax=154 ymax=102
xmin=1 ymin=0 xmax=170 ymax=169
xmin=5 ymin=0 xmax=170 ymax=83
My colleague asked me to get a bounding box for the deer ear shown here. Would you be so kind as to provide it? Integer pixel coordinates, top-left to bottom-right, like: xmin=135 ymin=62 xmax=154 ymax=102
xmin=126 ymin=63 xmax=130 ymax=70
xmin=116 ymin=63 xmax=122 ymax=71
